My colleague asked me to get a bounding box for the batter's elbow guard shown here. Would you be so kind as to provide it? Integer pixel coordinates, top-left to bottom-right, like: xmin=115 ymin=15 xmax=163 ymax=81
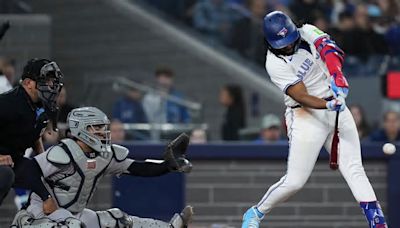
xmin=314 ymin=37 xmax=345 ymax=63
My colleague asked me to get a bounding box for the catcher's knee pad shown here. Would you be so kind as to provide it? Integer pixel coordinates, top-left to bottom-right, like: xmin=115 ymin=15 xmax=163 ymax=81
xmin=96 ymin=208 xmax=133 ymax=228
xmin=11 ymin=209 xmax=84 ymax=228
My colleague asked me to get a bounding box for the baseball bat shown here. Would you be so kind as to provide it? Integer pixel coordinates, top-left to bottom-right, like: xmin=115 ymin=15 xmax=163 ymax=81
xmin=330 ymin=111 xmax=339 ymax=170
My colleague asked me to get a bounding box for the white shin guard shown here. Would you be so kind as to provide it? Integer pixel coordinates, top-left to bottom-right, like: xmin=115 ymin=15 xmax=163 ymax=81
xmin=11 ymin=210 xmax=84 ymax=228
xmin=96 ymin=207 xmax=193 ymax=228
xmin=96 ymin=208 xmax=172 ymax=228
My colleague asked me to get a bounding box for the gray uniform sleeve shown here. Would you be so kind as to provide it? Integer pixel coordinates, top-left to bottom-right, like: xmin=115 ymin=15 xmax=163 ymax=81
xmin=106 ymin=158 xmax=134 ymax=176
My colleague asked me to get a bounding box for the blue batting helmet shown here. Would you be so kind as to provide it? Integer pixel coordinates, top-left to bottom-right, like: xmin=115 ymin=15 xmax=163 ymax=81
xmin=263 ymin=11 xmax=300 ymax=49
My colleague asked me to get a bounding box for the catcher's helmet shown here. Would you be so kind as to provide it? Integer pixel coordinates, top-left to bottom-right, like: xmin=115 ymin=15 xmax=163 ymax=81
xmin=263 ymin=11 xmax=300 ymax=49
xmin=67 ymin=107 xmax=111 ymax=153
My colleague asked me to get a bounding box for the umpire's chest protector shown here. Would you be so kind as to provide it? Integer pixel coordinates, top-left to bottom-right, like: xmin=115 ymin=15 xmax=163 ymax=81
xmin=51 ymin=138 xmax=112 ymax=213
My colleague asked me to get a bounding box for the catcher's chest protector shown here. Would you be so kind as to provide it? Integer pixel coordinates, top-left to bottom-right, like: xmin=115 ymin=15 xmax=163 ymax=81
xmin=49 ymin=138 xmax=113 ymax=213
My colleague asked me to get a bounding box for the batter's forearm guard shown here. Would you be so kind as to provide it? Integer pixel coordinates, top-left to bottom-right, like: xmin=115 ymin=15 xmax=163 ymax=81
xmin=314 ymin=37 xmax=348 ymax=88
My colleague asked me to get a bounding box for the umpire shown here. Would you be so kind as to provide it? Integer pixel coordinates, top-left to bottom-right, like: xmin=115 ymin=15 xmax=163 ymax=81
xmin=0 ymin=58 xmax=63 ymax=214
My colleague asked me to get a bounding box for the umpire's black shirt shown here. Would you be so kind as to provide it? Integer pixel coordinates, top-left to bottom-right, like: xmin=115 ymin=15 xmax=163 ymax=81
xmin=0 ymin=85 xmax=47 ymax=164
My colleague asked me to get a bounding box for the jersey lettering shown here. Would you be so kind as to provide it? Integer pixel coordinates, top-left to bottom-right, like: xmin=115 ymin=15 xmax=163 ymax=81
xmin=296 ymin=58 xmax=313 ymax=78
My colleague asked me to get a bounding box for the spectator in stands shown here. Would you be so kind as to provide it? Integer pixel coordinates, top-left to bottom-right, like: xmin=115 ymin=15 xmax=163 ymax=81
xmin=143 ymin=66 xmax=190 ymax=124
xmin=253 ymin=114 xmax=283 ymax=143
xmin=113 ymin=84 xmax=147 ymax=124
xmin=312 ymin=11 xmax=329 ymax=32
xmin=145 ymin=0 xmax=399 ymax=74
xmin=330 ymin=0 xmax=356 ymax=25
xmin=352 ymin=4 xmax=388 ymax=60
xmin=385 ymin=23 xmax=400 ymax=55
xmin=110 ymin=119 xmax=126 ymax=143
xmin=190 ymin=128 xmax=207 ymax=144
xmin=330 ymin=4 xmax=388 ymax=64
xmin=289 ymin=0 xmax=323 ymax=24
xmin=349 ymin=104 xmax=371 ymax=140
xmin=230 ymin=0 xmax=267 ymax=66
xmin=271 ymin=2 xmax=292 ymax=15
xmin=0 ymin=57 xmax=15 ymax=93
xmin=368 ymin=3 xmax=393 ymax=38
xmin=329 ymin=11 xmax=356 ymax=55
xmin=192 ymin=0 xmax=233 ymax=45
xmin=57 ymin=87 xmax=76 ymax=123
xmin=219 ymin=84 xmax=246 ymax=141
xmin=377 ymin=0 xmax=399 ymax=21
xmin=181 ymin=0 xmax=198 ymax=25
xmin=370 ymin=111 xmax=400 ymax=142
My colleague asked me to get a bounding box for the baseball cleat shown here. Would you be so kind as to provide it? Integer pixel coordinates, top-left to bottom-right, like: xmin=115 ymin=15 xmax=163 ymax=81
xmin=181 ymin=205 xmax=194 ymax=227
xmin=170 ymin=205 xmax=194 ymax=228
xmin=242 ymin=206 xmax=264 ymax=228
xmin=360 ymin=201 xmax=387 ymax=228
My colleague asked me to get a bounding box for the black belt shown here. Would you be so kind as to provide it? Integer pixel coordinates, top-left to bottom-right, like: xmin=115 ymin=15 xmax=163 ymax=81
xmin=290 ymin=96 xmax=334 ymax=109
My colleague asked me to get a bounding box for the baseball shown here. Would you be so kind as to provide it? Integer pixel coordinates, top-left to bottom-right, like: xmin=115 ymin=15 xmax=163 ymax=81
xmin=383 ymin=143 xmax=396 ymax=155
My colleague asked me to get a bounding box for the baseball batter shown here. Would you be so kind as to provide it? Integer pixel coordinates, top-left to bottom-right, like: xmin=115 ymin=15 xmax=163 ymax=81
xmin=242 ymin=11 xmax=387 ymax=228
xmin=12 ymin=107 xmax=193 ymax=228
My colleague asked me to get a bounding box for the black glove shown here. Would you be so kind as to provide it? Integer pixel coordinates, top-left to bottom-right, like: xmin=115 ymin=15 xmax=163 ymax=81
xmin=164 ymin=133 xmax=192 ymax=173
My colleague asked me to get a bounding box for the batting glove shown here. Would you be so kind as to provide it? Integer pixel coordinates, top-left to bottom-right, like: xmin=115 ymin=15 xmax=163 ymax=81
xmin=330 ymin=75 xmax=349 ymax=98
xmin=326 ymin=96 xmax=346 ymax=112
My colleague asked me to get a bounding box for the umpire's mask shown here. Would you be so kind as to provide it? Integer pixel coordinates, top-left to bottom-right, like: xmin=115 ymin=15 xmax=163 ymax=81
xmin=36 ymin=61 xmax=63 ymax=112
xmin=22 ymin=58 xmax=64 ymax=112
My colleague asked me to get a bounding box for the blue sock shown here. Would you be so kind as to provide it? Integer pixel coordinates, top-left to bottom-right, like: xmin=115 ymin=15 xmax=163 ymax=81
xmin=254 ymin=207 xmax=264 ymax=218
xmin=360 ymin=201 xmax=387 ymax=227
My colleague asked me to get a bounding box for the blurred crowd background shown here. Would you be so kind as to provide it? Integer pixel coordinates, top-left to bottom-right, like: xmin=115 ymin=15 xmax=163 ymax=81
xmin=0 ymin=1 xmax=399 ymax=227
xmin=0 ymin=0 xmax=399 ymax=146
xmin=144 ymin=0 xmax=400 ymax=69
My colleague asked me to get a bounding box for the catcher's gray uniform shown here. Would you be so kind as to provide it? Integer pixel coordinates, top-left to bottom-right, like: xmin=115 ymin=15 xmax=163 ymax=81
xmin=12 ymin=107 xmax=192 ymax=228
xmin=16 ymin=138 xmax=187 ymax=228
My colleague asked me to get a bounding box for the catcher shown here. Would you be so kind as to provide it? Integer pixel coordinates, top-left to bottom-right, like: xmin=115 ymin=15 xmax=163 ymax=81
xmin=12 ymin=107 xmax=193 ymax=228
